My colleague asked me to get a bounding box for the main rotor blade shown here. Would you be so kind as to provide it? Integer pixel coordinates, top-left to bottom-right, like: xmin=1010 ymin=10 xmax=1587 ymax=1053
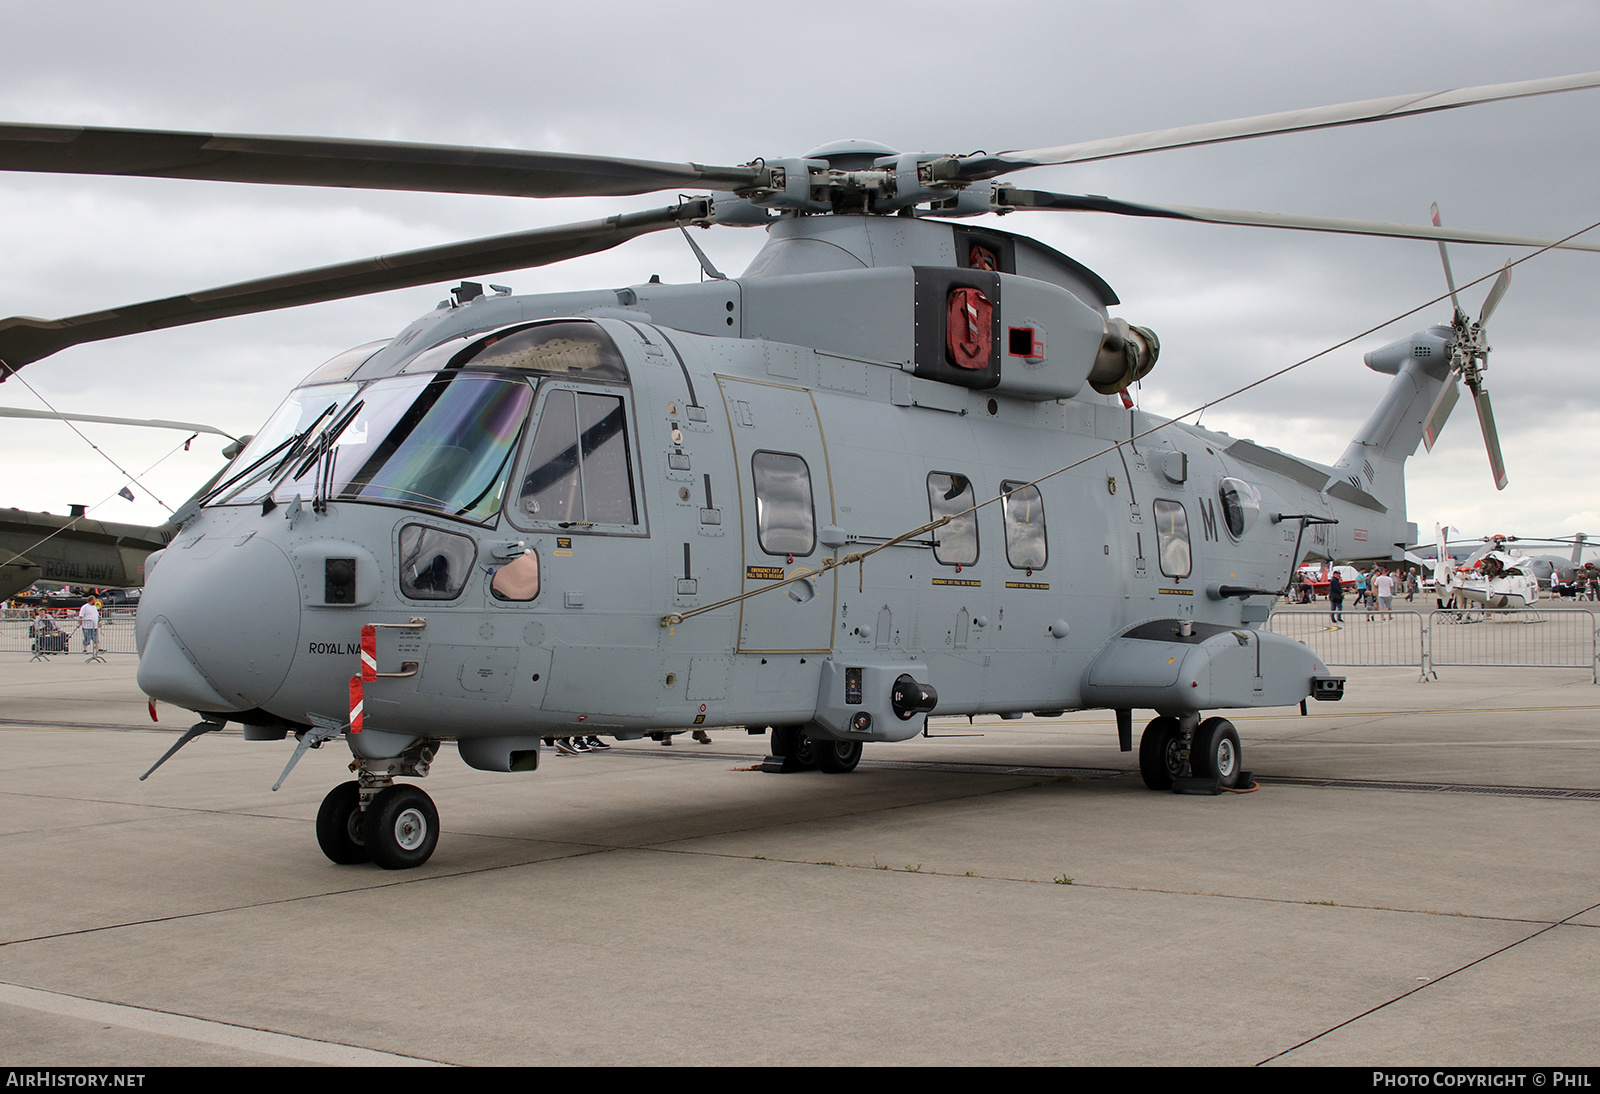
xmin=1480 ymin=263 xmax=1512 ymax=324
xmin=0 ymin=406 xmax=239 ymax=440
xmin=0 ymin=201 xmax=707 ymax=375
xmin=1474 ymin=388 xmax=1509 ymax=491
xmin=1422 ymin=375 xmax=1461 ymax=453
xmin=994 ymin=189 xmax=1600 ymax=251
xmin=0 ymin=123 xmax=760 ymax=199
xmin=959 ymin=70 xmax=1600 ymax=178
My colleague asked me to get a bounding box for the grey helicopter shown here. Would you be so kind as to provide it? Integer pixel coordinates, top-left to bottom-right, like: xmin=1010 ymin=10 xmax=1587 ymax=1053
xmin=2 ymin=72 xmax=1598 ymax=869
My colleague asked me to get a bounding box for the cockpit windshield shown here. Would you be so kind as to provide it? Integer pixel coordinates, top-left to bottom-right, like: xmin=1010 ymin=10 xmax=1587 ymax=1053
xmin=207 ymin=322 xmax=628 ymax=524
xmin=208 ymin=383 xmax=359 ymax=506
xmin=211 ymin=372 xmax=533 ymax=523
xmin=320 ymin=373 xmax=531 ymax=519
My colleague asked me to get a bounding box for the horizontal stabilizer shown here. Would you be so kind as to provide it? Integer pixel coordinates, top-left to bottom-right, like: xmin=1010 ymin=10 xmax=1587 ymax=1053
xmin=1325 ymin=479 xmax=1387 ymax=513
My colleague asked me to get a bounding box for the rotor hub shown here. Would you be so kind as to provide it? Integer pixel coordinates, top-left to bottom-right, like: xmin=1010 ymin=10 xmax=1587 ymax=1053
xmin=801 ymin=139 xmax=902 ymax=168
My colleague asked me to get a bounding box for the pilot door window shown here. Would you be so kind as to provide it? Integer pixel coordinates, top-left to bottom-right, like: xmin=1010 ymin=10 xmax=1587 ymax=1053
xmin=751 ymin=451 xmax=816 ymax=557
xmin=927 ymin=472 xmax=979 ymax=566
xmin=1000 ymin=480 xmax=1047 ymax=569
xmin=511 ymin=388 xmax=640 ymax=532
xmin=1153 ymin=498 xmax=1192 ymax=579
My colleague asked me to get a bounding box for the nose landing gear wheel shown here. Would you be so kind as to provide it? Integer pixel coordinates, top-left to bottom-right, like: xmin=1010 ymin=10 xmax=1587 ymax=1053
xmin=1190 ymin=717 xmax=1242 ymax=789
xmin=815 ymin=739 xmax=863 ymax=773
xmin=1138 ymin=717 xmax=1185 ymax=791
xmin=363 ymin=784 xmax=440 ymax=869
xmin=315 ymin=781 xmax=370 ymax=865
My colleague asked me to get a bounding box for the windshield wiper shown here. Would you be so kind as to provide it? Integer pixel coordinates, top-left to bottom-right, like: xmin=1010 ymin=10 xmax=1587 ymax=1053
xmin=291 ymin=399 xmax=365 ymax=483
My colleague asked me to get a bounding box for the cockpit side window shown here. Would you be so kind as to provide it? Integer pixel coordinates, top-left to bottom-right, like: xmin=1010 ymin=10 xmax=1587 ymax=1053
xmin=510 ymin=388 xmax=639 ymax=531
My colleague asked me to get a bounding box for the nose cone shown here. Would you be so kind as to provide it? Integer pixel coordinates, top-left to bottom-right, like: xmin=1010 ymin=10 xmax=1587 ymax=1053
xmin=136 ymin=533 xmax=301 ymax=712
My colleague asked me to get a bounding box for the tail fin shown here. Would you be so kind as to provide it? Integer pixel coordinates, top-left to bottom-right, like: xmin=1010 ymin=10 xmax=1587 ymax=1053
xmin=1325 ymin=325 xmax=1455 ymax=550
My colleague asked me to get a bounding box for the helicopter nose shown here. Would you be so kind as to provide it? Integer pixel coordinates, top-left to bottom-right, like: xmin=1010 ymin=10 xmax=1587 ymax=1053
xmin=136 ymin=532 xmax=301 ymax=712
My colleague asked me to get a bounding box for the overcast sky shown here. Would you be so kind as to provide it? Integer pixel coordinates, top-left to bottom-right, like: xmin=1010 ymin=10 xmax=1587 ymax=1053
xmin=2 ymin=0 xmax=1598 ymax=553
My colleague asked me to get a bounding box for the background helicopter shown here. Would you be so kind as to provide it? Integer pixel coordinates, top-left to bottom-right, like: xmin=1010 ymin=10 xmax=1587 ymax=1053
xmin=0 ymin=408 xmax=243 ymax=600
xmin=5 ymin=8 xmax=1600 ymax=871
xmin=1421 ymin=526 xmax=1541 ymax=610
xmin=1423 ymin=530 xmax=1598 ymax=607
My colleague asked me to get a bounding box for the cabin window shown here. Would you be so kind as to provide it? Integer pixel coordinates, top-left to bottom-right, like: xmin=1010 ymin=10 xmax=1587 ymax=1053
xmin=1000 ymin=480 xmax=1047 ymax=569
xmin=1153 ymin=499 xmax=1192 ymax=579
xmin=511 ymin=388 xmax=639 ymax=530
xmin=927 ymin=472 xmax=979 ymax=566
xmin=398 ymin=524 xmax=477 ymax=601
xmin=751 ymin=451 xmax=816 ymax=557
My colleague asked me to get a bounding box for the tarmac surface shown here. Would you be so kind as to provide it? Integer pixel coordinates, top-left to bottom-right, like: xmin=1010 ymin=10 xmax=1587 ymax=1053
xmin=2 ymin=626 xmax=1598 ymax=1066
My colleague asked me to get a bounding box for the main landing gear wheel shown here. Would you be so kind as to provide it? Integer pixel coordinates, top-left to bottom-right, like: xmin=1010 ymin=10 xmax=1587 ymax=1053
xmin=362 ymin=784 xmax=440 ymax=870
xmin=770 ymin=725 xmax=819 ymax=769
xmin=1138 ymin=716 xmax=1185 ymax=791
xmin=1190 ymin=717 xmax=1242 ymax=789
xmin=315 ymin=781 xmax=370 ymax=865
xmin=815 ymin=739 xmax=863 ymax=774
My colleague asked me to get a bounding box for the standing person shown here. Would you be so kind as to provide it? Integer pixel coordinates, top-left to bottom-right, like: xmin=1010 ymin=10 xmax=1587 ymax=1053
xmin=77 ymin=599 xmax=101 ymax=653
xmin=1328 ymin=571 xmax=1344 ymax=623
xmin=1374 ymin=568 xmax=1395 ymax=620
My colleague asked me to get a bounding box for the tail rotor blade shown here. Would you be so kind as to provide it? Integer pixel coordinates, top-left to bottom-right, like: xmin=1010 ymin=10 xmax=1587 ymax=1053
xmin=1480 ymin=262 xmax=1512 ymax=325
xmin=1473 ymin=388 xmax=1509 ymax=490
xmin=1431 ymin=203 xmax=1464 ymax=320
xmin=1422 ymin=374 xmax=1461 ymax=452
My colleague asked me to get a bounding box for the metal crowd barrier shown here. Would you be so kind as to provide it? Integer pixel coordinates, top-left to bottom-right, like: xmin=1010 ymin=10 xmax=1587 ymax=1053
xmin=1265 ymin=604 xmax=1600 ymax=683
xmin=1427 ymin=607 xmax=1599 ymax=680
xmin=1264 ymin=607 xmax=1427 ymax=669
xmin=0 ymin=607 xmax=139 ymax=656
